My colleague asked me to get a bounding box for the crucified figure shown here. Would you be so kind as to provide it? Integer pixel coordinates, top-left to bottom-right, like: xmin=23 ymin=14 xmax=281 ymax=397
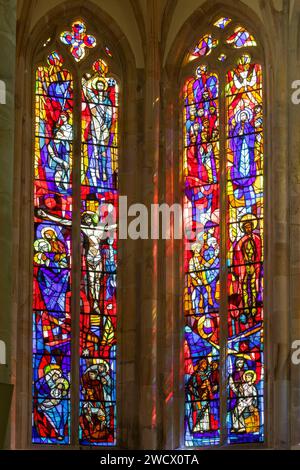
xmin=37 ymin=205 xmax=116 ymax=313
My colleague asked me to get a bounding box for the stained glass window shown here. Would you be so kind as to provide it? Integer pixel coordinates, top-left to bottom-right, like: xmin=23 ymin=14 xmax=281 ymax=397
xmin=226 ymin=53 xmax=263 ymax=444
xmin=183 ymin=20 xmax=264 ymax=447
xmin=183 ymin=64 xmax=220 ymax=446
xmin=33 ymin=51 xmax=73 ymax=444
xmin=33 ymin=21 xmax=118 ymax=447
xmin=80 ymin=59 xmax=118 ymax=446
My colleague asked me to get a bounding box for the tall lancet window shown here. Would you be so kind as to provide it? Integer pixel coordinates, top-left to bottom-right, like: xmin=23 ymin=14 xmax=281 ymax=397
xmin=183 ymin=17 xmax=264 ymax=446
xmin=32 ymin=20 xmax=118 ymax=446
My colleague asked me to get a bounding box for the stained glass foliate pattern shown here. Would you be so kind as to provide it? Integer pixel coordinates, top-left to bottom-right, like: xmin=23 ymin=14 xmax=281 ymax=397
xmin=189 ymin=35 xmax=218 ymax=60
xmin=190 ymin=22 xmax=256 ymax=61
xmin=214 ymin=17 xmax=232 ymax=29
xmin=183 ymin=24 xmax=264 ymax=447
xmin=218 ymin=53 xmax=227 ymax=63
xmin=183 ymin=65 xmax=221 ymax=447
xmin=226 ymin=27 xmax=257 ymax=49
xmin=33 ymin=51 xmax=73 ymax=444
xmin=60 ymin=20 xmax=96 ymax=62
xmin=79 ymin=59 xmax=118 ymax=446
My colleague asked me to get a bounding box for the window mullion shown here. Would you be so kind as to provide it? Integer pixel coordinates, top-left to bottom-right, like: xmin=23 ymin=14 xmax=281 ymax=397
xmin=219 ymin=67 xmax=229 ymax=447
xmin=70 ymin=71 xmax=82 ymax=448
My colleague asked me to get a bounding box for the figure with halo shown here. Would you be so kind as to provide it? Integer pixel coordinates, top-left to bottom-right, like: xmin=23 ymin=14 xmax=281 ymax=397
xmin=82 ymin=68 xmax=113 ymax=184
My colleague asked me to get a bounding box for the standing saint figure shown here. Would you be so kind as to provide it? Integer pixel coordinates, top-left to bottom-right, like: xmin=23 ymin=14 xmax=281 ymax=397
xmin=47 ymin=111 xmax=72 ymax=191
xmin=229 ymin=370 xmax=258 ymax=434
xmin=189 ymin=235 xmax=219 ymax=315
xmin=187 ymin=359 xmax=214 ymax=433
xmin=82 ymin=76 xmax=113 ymax=184
xmin=233 ymin=214 xmax=262 ymax=316
xmin=229 ymin=108 xmax=256 ymax=191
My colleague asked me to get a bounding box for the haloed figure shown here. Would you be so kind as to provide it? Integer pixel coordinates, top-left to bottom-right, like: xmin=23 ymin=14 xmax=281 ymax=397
xmin=48 ymin=112 xmax=72 ymax=191
xmin=83 ymin=76 xmax=113 ymax=184
xmin=233 ymin=214 xmax=262 ymax=316
xmin=187 ymin=358 xmax=217 ymax=434
xmin=229 ymin=107 xmax=258 ymax=215
xmin=34 ymin=364 xmax=69 ymax=441
xmin=189 ymin=237 xmax=219 ymax=315
xmin=229 ymin=370 xmax=258 ymax=434
xmin=199 ymin=143 xmax=218 ymax=183
xmin=81 ymin=361 xmax=112 ymax=436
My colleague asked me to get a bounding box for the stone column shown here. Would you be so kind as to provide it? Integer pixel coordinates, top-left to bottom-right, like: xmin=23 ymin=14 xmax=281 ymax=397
xmin=288 ymin=0 xmax=300 ymax=450
xmin=137 ymin=0 xmax=161 ymax=449
xmin=0 ymin=0 xmax=16 ymax=449
xmin=263 ymin=0 xmax=290 ymax=449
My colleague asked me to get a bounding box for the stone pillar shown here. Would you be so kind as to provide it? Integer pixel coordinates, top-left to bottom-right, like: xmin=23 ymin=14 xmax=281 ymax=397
xmin=137 ymin=0 xmax=161 ymax=449
xmin=161 ymin=68 xmax=182 ymax=450
xmin=0 ymin=0 xmax=16 ymax=449
xmin=288 ymin=0 xmax=300 ymax=450
xmin=118 ymin=40 xmax=141 ymax=452
xmin=258 ymin=0 xmax=291 ymax=449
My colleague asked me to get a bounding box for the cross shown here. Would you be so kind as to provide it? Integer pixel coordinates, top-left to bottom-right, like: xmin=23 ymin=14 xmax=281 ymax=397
xmin=60 ymin=20 xmax=96 ymax=62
